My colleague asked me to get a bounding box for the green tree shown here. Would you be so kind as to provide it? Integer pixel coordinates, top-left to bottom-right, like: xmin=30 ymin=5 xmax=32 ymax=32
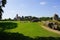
xmin=40 ymin=17 xmax=52 ymax=21
xmin=0 ymin=0 xmax=7 ymax=20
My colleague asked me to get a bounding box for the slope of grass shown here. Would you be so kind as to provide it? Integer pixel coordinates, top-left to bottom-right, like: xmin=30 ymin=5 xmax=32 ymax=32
xmin=2 ymin=21 xmax=60 ymax=38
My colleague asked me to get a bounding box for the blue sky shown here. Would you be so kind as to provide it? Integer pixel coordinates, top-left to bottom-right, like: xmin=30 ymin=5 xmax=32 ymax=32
xmin=2 ymin=0 xmax=60 ymax=19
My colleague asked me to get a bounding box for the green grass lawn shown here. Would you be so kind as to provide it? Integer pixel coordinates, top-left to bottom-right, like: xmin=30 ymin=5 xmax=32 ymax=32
xmin=3 ymin=21 xmax=60 ymax=38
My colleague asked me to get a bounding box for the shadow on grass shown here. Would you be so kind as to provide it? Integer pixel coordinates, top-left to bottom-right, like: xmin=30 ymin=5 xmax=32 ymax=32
xmin=0 ymin=32 xmax=33 ymax=40
xmin=34 ymin=37 xmax=60 ymax=40
xmin=0 ymin=32 xmax=60 ymax=40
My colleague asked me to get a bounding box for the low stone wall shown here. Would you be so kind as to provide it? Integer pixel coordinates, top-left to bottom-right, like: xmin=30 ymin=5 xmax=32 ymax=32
xmin=44 ymin=21 xmax=60 ymax=31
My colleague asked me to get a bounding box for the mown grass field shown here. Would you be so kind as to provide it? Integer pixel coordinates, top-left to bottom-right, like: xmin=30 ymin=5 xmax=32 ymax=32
xmin=2 ymin=21 xmax=60 ymax=38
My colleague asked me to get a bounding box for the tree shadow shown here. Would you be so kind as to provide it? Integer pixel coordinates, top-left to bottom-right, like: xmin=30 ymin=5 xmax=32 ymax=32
xmin=34 ymin=37 xmax=60 ymax=40
xmin=0 ymin=32 xmax=60 ymax=40
xmin=0 ymin=32 xmax=33 ymax=40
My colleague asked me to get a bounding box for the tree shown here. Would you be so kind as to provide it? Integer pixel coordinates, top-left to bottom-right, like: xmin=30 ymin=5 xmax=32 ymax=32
xmin=24 ymin=16 xmax=32 ymax=21
xmin=40 ymin=17 xmax=52 ymax=21
xmin=0 ymin=0 xmax=7 ymax=20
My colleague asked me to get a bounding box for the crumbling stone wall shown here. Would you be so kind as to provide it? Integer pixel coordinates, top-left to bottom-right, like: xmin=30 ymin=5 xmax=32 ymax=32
xmin=47 ymin=22 xmax=60 ymax=31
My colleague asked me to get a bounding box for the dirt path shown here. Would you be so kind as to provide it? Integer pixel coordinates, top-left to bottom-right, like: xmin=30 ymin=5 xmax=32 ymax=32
xmin=38 ymin=22 xmax=60 ymax=35
xmin=41 ymin=26 xmax=60 ymax=34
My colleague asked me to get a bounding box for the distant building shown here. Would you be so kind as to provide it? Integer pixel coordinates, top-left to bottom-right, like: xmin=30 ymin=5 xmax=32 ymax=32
xmin=14 ymin=14 xmax=20 ymax=20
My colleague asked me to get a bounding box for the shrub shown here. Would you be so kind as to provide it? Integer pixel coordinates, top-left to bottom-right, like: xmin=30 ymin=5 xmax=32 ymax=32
xmin=0 ymin=22 xmax=17 ymax=31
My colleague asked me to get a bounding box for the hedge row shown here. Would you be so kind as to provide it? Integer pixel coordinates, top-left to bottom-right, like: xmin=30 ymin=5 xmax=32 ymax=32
xmin=0 ymin=22 xmax=17 ymax=29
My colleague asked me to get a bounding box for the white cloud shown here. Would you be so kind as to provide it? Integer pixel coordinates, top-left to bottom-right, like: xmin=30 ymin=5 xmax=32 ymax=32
xmin=40 ymin=2 xmax=46 ymax=5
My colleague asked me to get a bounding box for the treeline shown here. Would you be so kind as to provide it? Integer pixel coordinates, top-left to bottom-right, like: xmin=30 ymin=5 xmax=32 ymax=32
xmin=2 ymin=16 xmax=52 ymax=22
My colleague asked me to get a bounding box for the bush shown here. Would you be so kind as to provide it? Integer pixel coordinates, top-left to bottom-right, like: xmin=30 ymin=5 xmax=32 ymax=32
xmin=0 ymin=22 xmax=17 ymax=31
